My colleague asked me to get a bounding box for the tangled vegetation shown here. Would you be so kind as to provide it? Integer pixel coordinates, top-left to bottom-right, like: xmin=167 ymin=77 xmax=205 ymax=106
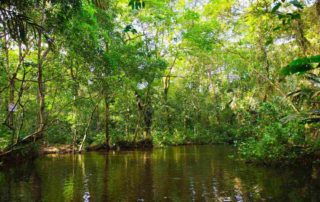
xmin=0 ymin=0 xmax=319 ymax=164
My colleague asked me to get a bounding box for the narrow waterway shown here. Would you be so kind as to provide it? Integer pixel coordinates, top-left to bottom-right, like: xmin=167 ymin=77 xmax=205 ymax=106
xmin=0 ymin=145 xmax=319 ymax=201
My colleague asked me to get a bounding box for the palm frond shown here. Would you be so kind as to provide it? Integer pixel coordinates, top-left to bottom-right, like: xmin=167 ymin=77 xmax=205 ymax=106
xmin=0 ymin=7 xmax=43 ymax=42
xmin=280 ymin=55 xmax=320 ymax=76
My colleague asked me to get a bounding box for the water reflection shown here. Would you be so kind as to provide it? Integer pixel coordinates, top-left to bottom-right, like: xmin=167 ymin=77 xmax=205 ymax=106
xmin=0 ymin=145 xmax=320 ymax=201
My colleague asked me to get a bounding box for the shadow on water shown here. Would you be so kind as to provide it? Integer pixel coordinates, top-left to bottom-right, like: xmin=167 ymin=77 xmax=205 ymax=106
xmin=1 ymin=145 xmax=320 ymax=201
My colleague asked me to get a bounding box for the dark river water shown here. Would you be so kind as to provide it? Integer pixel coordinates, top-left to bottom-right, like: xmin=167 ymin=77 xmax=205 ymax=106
xmin=0 ymin=145 xmax=320 ymax=202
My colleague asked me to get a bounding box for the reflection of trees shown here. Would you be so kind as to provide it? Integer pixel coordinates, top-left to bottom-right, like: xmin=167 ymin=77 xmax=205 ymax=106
xmin=141 ymin=151 xmax=153 ymax=201
xmin=0 ymin=162 xmax=42 ymax=201
xmin=78 ymin=155 xmax=90 ymax=202
xmin=101 ymin=154 xmax=109 ymax=201
xmin=30 ymin=167 xmax=42 ymax=202
xmin=99 ymin=150 xmax=155 ymax=201
xmin=1 ymin=146 xmax=320 ymax=201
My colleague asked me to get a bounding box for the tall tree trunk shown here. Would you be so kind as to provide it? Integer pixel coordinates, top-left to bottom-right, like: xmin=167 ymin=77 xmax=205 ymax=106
xmin=293 ymin=19 xmax=310 ymax=55
xmin=163 ymin=57 xmax=176 ymax=134
xmin=163 ymin=79 xmax=171 ymax=133
xmin=70 ymin=65 xmax=79 ymax=152
xmin=135 ymin=91 xmax=153 ymax=140
xmin=8 ymin=81 xmax=15 ymax=127
xmin=104 ymin=0 xmax=111 ymax=149
xmin=8 ymin=75 xmax=15 ymax=144
xmin=37 ymin=32 xmax=45 ymax=137
xmin=3 ymin=30 xmax=13 ymax=129
xmin=105 ymin=96 xmax=110 ymax=149
xmin=257 ymin=34 xmax=272 ymax=102
xmin=143 ymin=97 xmax=152 ymax=140
xmin=3 ymin=26 xmax=17 ymax=145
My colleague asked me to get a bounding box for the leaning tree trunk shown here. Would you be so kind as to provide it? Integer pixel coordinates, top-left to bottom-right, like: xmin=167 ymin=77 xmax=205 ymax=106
xmin=79 ymin=103 xmax=99 ymax=152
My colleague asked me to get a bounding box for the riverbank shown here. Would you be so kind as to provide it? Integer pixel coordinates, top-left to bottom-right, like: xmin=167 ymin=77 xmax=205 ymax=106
xmin=2 ymin=139 xmax=320 ymax=168
xmin=1 ymin=139 xmax=219 ymax=165
xmin=42 ymin=140 xmax=153 ymax=154
xmin=39 ymin=140 xmax=202 ymax=155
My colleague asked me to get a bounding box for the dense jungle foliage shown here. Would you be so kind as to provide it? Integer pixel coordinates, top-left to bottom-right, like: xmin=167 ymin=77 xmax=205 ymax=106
xmin=0 ymin=0 xmax=319 ymax=164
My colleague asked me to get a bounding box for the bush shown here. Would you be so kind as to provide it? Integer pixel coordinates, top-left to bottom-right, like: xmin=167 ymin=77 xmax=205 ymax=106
xmin=238 ymin=118 xmax=306 ymax=163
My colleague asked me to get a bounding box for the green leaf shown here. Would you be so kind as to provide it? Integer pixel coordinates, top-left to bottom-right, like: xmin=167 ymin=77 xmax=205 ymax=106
xmin=289 ymin=0 xmax=304 ymax=9
xmin=124 ymin=25 xmax=132 ymax=32
xmin=123 ymin=24 xmax=137 ymax=34
xmin=271 ymin=2 xmax=281 ymax=13
xmin=280 ymin=55 xmax=320 ymax=76
xmin=265 ymin=37 xmax=273 ymax=46
xmin=288 ymin=12 xmax=301 ymax=20
xmin=273 ymin=26 xmax=281 ymax=31
xmin=280 ymin=63 xmax=311 ymax=76
xmin=131 ymin=29 xmax=137 ymax=34
xmin=289 ymin=55 xmax=320 ymax=66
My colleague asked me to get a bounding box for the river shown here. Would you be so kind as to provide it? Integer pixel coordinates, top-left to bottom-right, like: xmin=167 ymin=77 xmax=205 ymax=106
xmin=0 ymin=145 xmax=319 ymax=201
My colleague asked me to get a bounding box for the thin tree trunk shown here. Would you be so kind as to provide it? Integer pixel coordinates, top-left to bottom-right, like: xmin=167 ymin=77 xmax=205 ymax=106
xmin=104 ymin=0 xmax=111 ymax=149
xmin=37 ymin=31 xmax=45 ymax=137
xmin=70 ymin=64 xmax=79 ymax=153
xmin=105 ymin=97 xmax=110 ymax=149
xmin=8 ymin=77 xmax=15 ymax=129
xmin=133 ymin=123 xmax=140 ymax=143
xmin=135 ymin=91 xmax=152 ymax=140
xmin=79 ymin=103 xmax=99 ymax=152
xmin=3 ymin=28 xmax=15 ymax=135
xmin=143 ymin=102 xmax=152 ymax=140
xmin=163 ymin=56 xmax=177 ymax=133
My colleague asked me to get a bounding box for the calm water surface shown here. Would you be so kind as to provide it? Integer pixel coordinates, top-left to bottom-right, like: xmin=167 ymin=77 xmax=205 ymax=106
xmin=0 ymin=145 xmax=320 ymax=202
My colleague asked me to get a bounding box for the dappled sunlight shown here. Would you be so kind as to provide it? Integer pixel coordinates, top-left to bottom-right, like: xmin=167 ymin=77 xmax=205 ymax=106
xmin=0 ymin=0 xmax=319 ymax=201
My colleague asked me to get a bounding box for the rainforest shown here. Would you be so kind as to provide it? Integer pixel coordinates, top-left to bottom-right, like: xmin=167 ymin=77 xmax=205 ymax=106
xmin=0 ymin=0 xmax=320 ymax=201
